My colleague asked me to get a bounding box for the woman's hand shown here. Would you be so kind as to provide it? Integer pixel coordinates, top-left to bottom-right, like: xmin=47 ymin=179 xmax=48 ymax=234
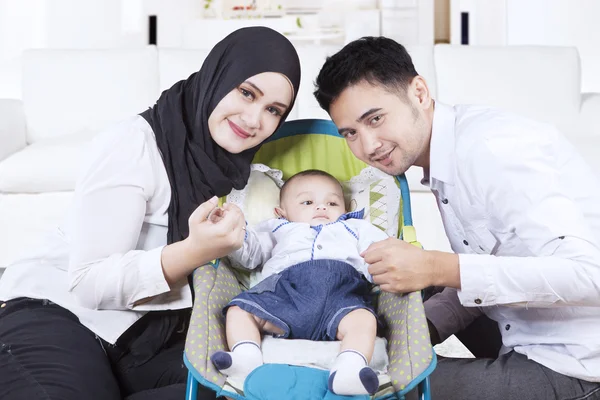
xmin=160 ymin=197 xmax=246 ymax=286
xmin=186 ymin=200 xmax=246 ymax=260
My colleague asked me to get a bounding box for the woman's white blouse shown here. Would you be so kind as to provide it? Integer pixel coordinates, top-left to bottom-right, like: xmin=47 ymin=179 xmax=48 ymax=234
xmin=0 ymin=116 xmax=191 ymax=344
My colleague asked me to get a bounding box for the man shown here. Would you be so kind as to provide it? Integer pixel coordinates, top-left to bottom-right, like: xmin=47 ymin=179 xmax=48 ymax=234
xmin=313 ymin=36 xmax=600 ymax=400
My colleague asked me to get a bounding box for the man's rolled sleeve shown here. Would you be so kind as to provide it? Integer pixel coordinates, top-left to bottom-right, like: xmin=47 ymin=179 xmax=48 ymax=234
xmin=457 ymin=253 xmax=497 ymax=307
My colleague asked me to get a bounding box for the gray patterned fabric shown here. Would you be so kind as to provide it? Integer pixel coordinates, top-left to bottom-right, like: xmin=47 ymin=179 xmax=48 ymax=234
xmin=185 ymin=262 xmax=242 ymax=389
xmin=376 ymin=291 xmax=433 ymax=396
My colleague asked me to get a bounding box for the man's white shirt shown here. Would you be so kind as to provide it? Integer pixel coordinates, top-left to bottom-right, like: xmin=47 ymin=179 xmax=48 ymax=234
xmin=424 ymin=102 xmax=600 ymax=382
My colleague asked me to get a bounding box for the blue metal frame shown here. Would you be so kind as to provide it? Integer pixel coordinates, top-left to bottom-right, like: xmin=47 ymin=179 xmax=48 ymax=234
xmin=186 ymin=368 xmax=198 ymax=400
xmin=268 ymin=118 xmax=341 ymax=142
xmin=396 ymin=174 xmax=413 ymax=227
xmin=185 ymin=119 xmax=434 ymax=400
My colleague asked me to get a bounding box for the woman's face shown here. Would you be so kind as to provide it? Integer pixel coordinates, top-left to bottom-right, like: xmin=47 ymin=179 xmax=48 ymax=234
xmin=208 ymin=72 xmax=294 ymax=154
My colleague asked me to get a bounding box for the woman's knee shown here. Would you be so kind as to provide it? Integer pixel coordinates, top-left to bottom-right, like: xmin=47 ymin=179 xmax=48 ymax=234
xmin=0 ymin=301 xmax=120 ymax=400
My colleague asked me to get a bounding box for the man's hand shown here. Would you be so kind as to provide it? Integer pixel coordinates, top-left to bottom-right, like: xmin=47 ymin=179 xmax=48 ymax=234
xmin=361 ymin=237 xmax=461 ymax=293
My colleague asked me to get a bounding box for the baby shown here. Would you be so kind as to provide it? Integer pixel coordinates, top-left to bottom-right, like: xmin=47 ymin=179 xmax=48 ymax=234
xmin=210 ymin=169 xmax=389 ymax=396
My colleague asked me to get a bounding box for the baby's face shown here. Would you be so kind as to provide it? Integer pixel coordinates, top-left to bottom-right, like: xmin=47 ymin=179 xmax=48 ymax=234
xmin=279 ymin=175 xmax=346 ymax=225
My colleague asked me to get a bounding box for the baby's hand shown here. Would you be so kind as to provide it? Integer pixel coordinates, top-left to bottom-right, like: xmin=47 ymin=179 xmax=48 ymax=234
xmin=222 ymin=203 xmax=246 ymax=249
xmin=187 ymin=197 xmax=246 ymax=260
xmin=207 ymin=207 xmax=226 ymax=224
xmin=222 ymin=202 xmax=244 ymax=218
xmin=207 ymin=203 xmax=245 ymax=225
xmin=223 ymin=203 xmax=246 ymax=228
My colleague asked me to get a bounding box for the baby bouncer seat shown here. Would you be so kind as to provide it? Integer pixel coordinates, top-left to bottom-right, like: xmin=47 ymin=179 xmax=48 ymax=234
xmin=184 ymin=119 xmax=437 ymax=400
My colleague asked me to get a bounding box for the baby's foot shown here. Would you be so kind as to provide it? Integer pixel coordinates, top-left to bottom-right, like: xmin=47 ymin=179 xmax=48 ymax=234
xmin=328 ymin=350 xmax=379 ymax=395
xmin=210 ymin=340 xmax=263 ymax=379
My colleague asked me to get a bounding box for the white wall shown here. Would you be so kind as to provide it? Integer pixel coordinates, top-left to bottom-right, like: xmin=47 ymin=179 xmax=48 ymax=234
xmin=0 ymin=0 xmax=205 ymax=98
xmin=450 ymin=0 xmax=600 ymax=93
xmin=0 ymin=0 xmax=47 ymax=98
xmin=0 ymin=0 xmax=206 ymax=53
xmin=506 ymin=0 xmax=600 ymax=93
xmin=144 ymin=0 xmax=203 ymax=47
xmin=449 ymin=0 xmax=506 ymax=45
xmin=0 ymin=0 xmax=143 ymax=98
xmin=44 ymin=0 xmax=138 ymax=48
xmin=0 ymin=0 xmax=146 ymax=53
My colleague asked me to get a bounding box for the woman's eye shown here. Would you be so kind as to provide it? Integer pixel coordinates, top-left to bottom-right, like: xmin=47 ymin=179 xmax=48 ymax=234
xmin=240 ymin=88 xmax=254 ymax=99
xmin=267 ymin=106 xmax=282 ymax=117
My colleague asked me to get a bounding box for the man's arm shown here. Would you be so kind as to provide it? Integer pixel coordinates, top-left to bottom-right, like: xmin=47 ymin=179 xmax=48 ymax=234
xmin=364 ymin=236 xmax=460 ymax=293
xmin=365 ymin=125 xmax=600 ymax=308
xmin=455 ymin=128 xmax=600 ymax=308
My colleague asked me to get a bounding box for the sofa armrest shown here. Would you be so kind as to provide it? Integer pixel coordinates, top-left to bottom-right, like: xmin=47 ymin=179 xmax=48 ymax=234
xmin=579 ymin=93 xmax=600 ymax=137
xmin=0 ymin=99 xmax=27 ymax=162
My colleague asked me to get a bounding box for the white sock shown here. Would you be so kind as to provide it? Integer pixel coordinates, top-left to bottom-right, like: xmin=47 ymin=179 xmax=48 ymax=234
xmin=328 ymin=350 xmax=379 ymax=396
xmin=210 ymin=340 xmax=263 ymax=379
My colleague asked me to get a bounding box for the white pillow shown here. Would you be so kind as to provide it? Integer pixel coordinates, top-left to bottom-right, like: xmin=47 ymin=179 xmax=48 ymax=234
xmin=344 ymin=166 xmax=401 ymax=237
xmin=227 ymin=164 xmax=283 ymax=226
xmin=227 ymin=164 xmax=401 ymax=237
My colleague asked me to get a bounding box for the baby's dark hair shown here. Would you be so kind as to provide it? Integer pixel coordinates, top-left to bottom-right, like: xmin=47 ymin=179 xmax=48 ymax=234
xmin=280 ymin=169 xmax=343 ymax=202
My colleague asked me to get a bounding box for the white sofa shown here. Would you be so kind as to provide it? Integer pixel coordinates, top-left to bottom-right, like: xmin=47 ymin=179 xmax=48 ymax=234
xmin=1 ymin=44 xmax=600 ymax=274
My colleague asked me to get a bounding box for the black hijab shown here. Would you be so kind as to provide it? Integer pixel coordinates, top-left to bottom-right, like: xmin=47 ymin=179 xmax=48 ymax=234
xmin=142 ymin=27 xmax=301 ymax=244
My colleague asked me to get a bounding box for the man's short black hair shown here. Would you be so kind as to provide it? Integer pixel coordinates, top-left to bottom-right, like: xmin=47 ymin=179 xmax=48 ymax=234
xmin=313 ymin=36 xmax=418 ymax=113
xmin=280 ymin=169 xmax=342 ymax=202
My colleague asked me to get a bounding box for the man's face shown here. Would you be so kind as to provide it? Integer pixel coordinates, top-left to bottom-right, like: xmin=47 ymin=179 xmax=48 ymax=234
xmin=329 ymin=79 xmax=433 ymax=176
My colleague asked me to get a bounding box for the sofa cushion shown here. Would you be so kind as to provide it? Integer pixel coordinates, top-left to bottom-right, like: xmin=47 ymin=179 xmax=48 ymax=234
xmin=0 ymin=133 xmax=93 ymax=193
xmin=0 ymin=192 xmax=73 ymax=269
xmin=0 ymin=56 xmax=22 ymax=100
xmin=406 ymin=45 xmax=437 ymax=98
xmin=21 ymin=47 xmax=159 ymax=144
xmin=434 ymin=45 xmax=581 ymax=137
xmin=294 ymin=44 xmax=342 ymax=120
xmin=0 ymin=99 xmax=27 ymax=163
xmin=569 ymin=135 xmax=600 ymax=177
xmin=579 ymin=93 xmax=600 ymax=137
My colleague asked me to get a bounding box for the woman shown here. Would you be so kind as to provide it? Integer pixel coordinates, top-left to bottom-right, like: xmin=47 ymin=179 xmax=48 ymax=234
xmin=0 ymin=27 xmax=300 ymax=400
